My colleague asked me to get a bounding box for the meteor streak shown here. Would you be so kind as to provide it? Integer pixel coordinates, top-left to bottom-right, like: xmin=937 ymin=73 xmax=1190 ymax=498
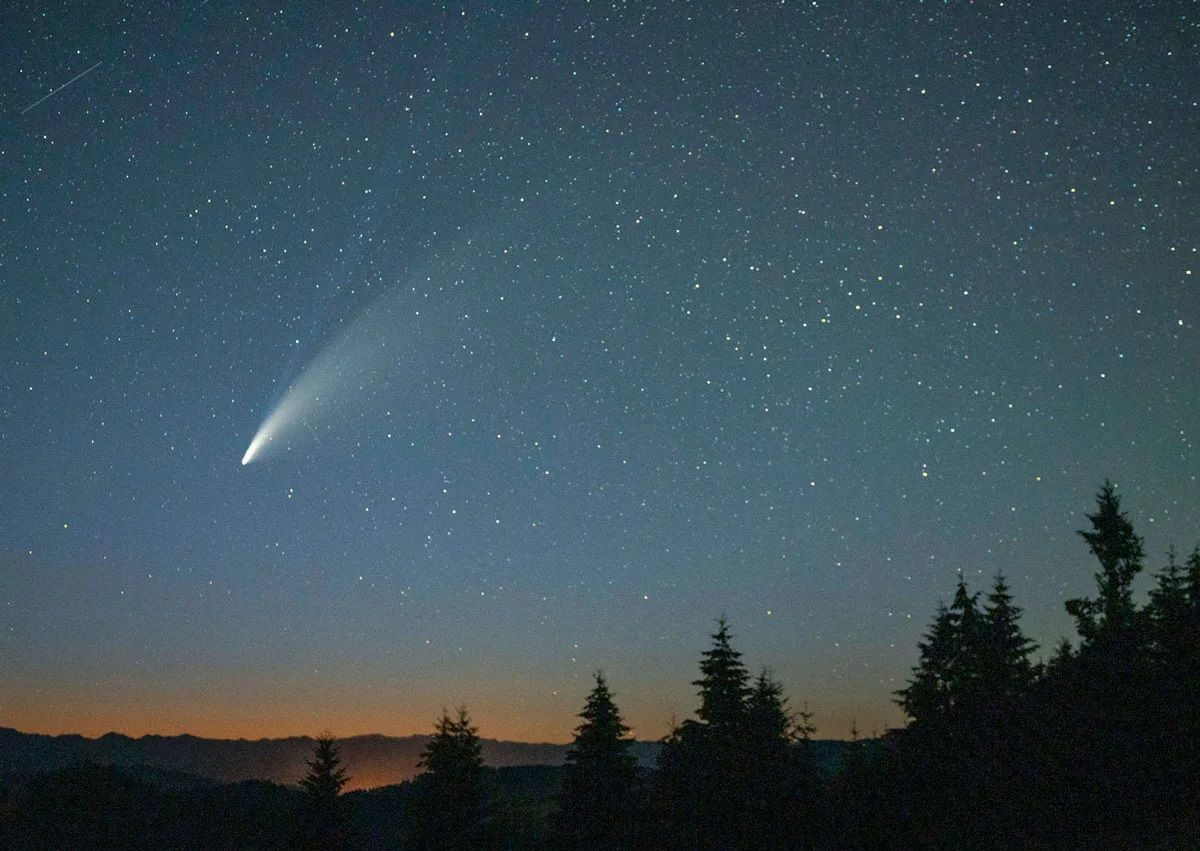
xmin=21 ymin=61 xmax=104 ymax=115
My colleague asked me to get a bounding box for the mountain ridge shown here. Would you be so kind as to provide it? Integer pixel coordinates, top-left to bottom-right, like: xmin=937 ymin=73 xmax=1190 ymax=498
xmin=0 ymin=726 xmax=855 ymax=791
xmin=0 ymin=726 xmax=657 ymax=791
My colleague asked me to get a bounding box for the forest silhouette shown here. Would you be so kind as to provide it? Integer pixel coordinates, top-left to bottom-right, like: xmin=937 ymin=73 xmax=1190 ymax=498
xmin=2 ymin=482 xmax=1197 ymax=848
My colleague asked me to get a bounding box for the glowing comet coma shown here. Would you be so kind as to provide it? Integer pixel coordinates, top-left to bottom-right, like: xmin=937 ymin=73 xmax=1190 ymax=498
xmin=240 ymin=291 xmax=420 ymax=466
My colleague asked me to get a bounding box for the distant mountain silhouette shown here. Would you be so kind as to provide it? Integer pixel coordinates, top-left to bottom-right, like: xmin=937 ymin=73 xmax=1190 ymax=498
xmin=0 ymin=727 xmax=654 ymax=790
xmin=0 ymin=727 xmax=852 ymax=791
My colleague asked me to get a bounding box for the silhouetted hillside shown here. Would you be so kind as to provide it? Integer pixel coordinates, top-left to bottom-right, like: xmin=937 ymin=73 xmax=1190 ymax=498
xmin=0 ymin=727 xmax=659 ymax=790
xmin=0 ymin=727 xmax=853 ymax=791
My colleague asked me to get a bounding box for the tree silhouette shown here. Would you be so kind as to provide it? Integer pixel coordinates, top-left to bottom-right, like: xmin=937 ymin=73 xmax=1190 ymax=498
xmin=980 ymin=573 xmax=1036 ymax=706
xmin=1147 ymin=547 xmax=1188 ymax=659
xmin=657 ymin=619 xmax=819 ymax=849
xmin=1066 ymin=481 xmax=1145 ymax=644
xmin=657 ymin=618 xmax=756 ymax=849
xmin=412 ymin=706 xmax=489 ymax=849
xmin=693 ymin=616 xmax=751 ymax=733
xmin=896 ymin=601 xmax=957 ymax=724
xmin=744 ymin=670 xmax=821 ymax=847
xmin=299 ymin=732 xmax=348 ymax=849
xmin=554 ymin=672 xmax=641 ymax=849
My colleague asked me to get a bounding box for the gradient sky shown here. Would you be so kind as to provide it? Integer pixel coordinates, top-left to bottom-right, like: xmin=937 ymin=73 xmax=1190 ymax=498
xmin=1 ymin=1 xmax=1196 ymax=743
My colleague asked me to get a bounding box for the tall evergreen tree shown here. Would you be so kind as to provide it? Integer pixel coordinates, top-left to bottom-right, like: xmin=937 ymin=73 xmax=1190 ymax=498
xmin=555 ymin=673 xmax=641 ymax=849
xmin=897 ymin=601 xmax=958 ymax=724
xmin=746 ymin=670 xmax=792 ymax=743
xmin=744 ymin=671 xmax=821 ymax=847
xmin=301 ymin=732 xmax=349 ymax=806
xmin=656 ymin=618 xmax=755 ymax=849
xmin=897 ymin=575 xmax=987 ymax=724
xmin=1066 ymin=481 xmax=1145 ymax=644
xmin=1186 ymin=547 xmax=1200 ymax=607
xmin=693 ymin=616 xmax=751 ymax=734
xmin=1147 ymin=548 xmax=1188 ymax=659
xmin=413 ymin=706 xmax=489 ymax=849
xmin=947 ymin=575 xmax=985 ymax=709
xmin=1053 ymin=483 xmax=1154 ymax=843
xmin=299 ymin=733 xmax=349 ymax=849
xmin=980 ymin=573 xmax=1036 ymax=704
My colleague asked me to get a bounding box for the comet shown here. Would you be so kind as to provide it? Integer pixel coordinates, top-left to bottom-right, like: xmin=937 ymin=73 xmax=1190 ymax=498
xmin=240 ymin=290 xmax=422 ymax=465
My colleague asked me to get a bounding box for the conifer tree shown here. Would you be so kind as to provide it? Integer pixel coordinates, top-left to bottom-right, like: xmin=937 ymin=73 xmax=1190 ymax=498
xmin=746 ymin=670 xmax=792 ymax=744
xmin=1147 ymin=548 xmax=1188 ymax=660
xmin=555 ymin=673 xmax=640 ymax=849
xmin=301 ymin=732 xmax=349 ymax=806
xmin=1066 ymin=481 xmax=1145 ymax=644
xmin=949 ymin=573 xmax=984 ymax=671
xmin=980 ymin=573 xmax=1036 ymax=704
xmin=1045 ymin=637 xmax=1074 ymax=674
xmin=897 ymin=601 xmax=957 ymax=724
xmin=414 ymin=706 xmax=488 ymax=849
xmin=1186 ymin=547 xmax=1200 ymax=607
xmin=299 ymin=733 xmax=349 ymax=849
xmin=657 ymin=618 xmax=754 ymax=849
xmin=693 ymin=616 xmax=751 ymax=734
xmin=744 ymin=671 xmax=820 ymax=847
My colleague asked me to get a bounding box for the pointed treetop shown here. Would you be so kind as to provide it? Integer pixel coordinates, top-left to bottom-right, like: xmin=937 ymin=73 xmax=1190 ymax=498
xmin=300 ymin=731 xmax=349 ymax=805
xmin=565 ymin=671 xmax=635 ymax=769
xmin=693 ymin=616 xmax=751 ymax=731
xmin=1068 ymin=481 xmax=1145 ymax=641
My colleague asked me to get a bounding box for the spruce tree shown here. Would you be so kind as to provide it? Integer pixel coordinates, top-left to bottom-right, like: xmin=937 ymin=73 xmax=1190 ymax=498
xmin=555 ymin=673 xmax=640 ymax=849
xmin=1066 ymin=481 xmax=1145 ymax=644
xmin=414 ymin=706 xmax=488 ymax=849
xmin=657 ymin=618 xmax=754 ymax=849
xmin=949 ymin=574 xmax=985 ymax=692
xmin=1056 ymin=483 xmax=1152 ymax=842
xmin=897 ymin=601 xmax=958 ymax=724
xmin=1147 ymin=548 xmax=1188 ymax=660
xmin=693 ymin=616 xmax=751 ymax=734
xmin=1186 ymin=547 xmax=1200 ymax=608
xmin=299 ymin=733 xmax=349 ymax=849
xmin=980 ymin=573 xmax=1036 ymax=704
xmin=746 ymin=670 xmax=792 ymax=743
xmin=744 ymin=671 xmax=820 ymax=847
xmin=301 ymin=732 xmax=349 ymax=805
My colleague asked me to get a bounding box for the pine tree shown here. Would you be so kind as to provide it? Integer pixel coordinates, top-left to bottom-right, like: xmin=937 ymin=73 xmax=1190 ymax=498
xmin=744 ymin=671 xmax=820 ymax=847
xmin=1046 ymin=637 xmax=1074 ymax=674
xmin=1066 ymin=481 xmax=1145 ymax=644
xmin=413 ymin=706 xmax=488 ymax=849
xmin=693 ymin=616 xmax=751 ymax=734
xmin=301 ymin=732 xmax=349 ymax=805
xmin=555 ymin=673 xmax=640 ymax=849
xmin=980 ymin=573 xmax=1036 ymax=705
xmin=657 ymin=618 xmax=754 ymax=849
xmin=746 ymin=670 xmax=793 ymax=743
xmin=299 ymin=733 xmax=349 ymax=849
xmin=1147 ymin=548 xmax=1188 ymax=660
xmin=949 ymin=574 xmax=985 ymax=694
xmin=897 ymin=601 xmax=957 ymax=724
xmin=1186 ymin=547 xmax=1200 ymax=608
xmin=1055 ymin=484 xmax=1152 ymax=841
xmin=419 ymin=705 xmax=484 ymax=780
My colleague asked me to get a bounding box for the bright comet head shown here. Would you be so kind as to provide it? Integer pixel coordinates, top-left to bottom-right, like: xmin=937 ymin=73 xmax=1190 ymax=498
xmin=241 ymin=429 xmax=272 ymax=466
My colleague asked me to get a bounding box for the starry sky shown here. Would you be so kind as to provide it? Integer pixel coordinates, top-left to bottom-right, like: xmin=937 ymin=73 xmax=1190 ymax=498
xmin=1 ymin=2 xmax=1196 ymax=743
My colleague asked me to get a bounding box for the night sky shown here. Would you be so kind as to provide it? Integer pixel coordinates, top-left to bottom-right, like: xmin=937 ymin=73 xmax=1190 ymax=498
xmin=2 ymin=2 xmax=1196 ymax=743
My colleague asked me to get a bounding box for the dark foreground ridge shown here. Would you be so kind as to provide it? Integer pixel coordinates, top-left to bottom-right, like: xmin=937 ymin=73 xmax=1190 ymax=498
xmin=0 ymin=727 xmax=665 ymax=790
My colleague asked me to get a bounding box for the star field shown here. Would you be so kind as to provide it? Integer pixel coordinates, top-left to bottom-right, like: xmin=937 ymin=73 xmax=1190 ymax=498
xmin=0 ymin=1 xmax=1196 ymax=741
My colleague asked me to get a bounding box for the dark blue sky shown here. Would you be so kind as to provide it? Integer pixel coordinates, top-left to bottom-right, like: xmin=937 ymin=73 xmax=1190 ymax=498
xmin=1 ymin=1 xmax=1196 ymax=741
